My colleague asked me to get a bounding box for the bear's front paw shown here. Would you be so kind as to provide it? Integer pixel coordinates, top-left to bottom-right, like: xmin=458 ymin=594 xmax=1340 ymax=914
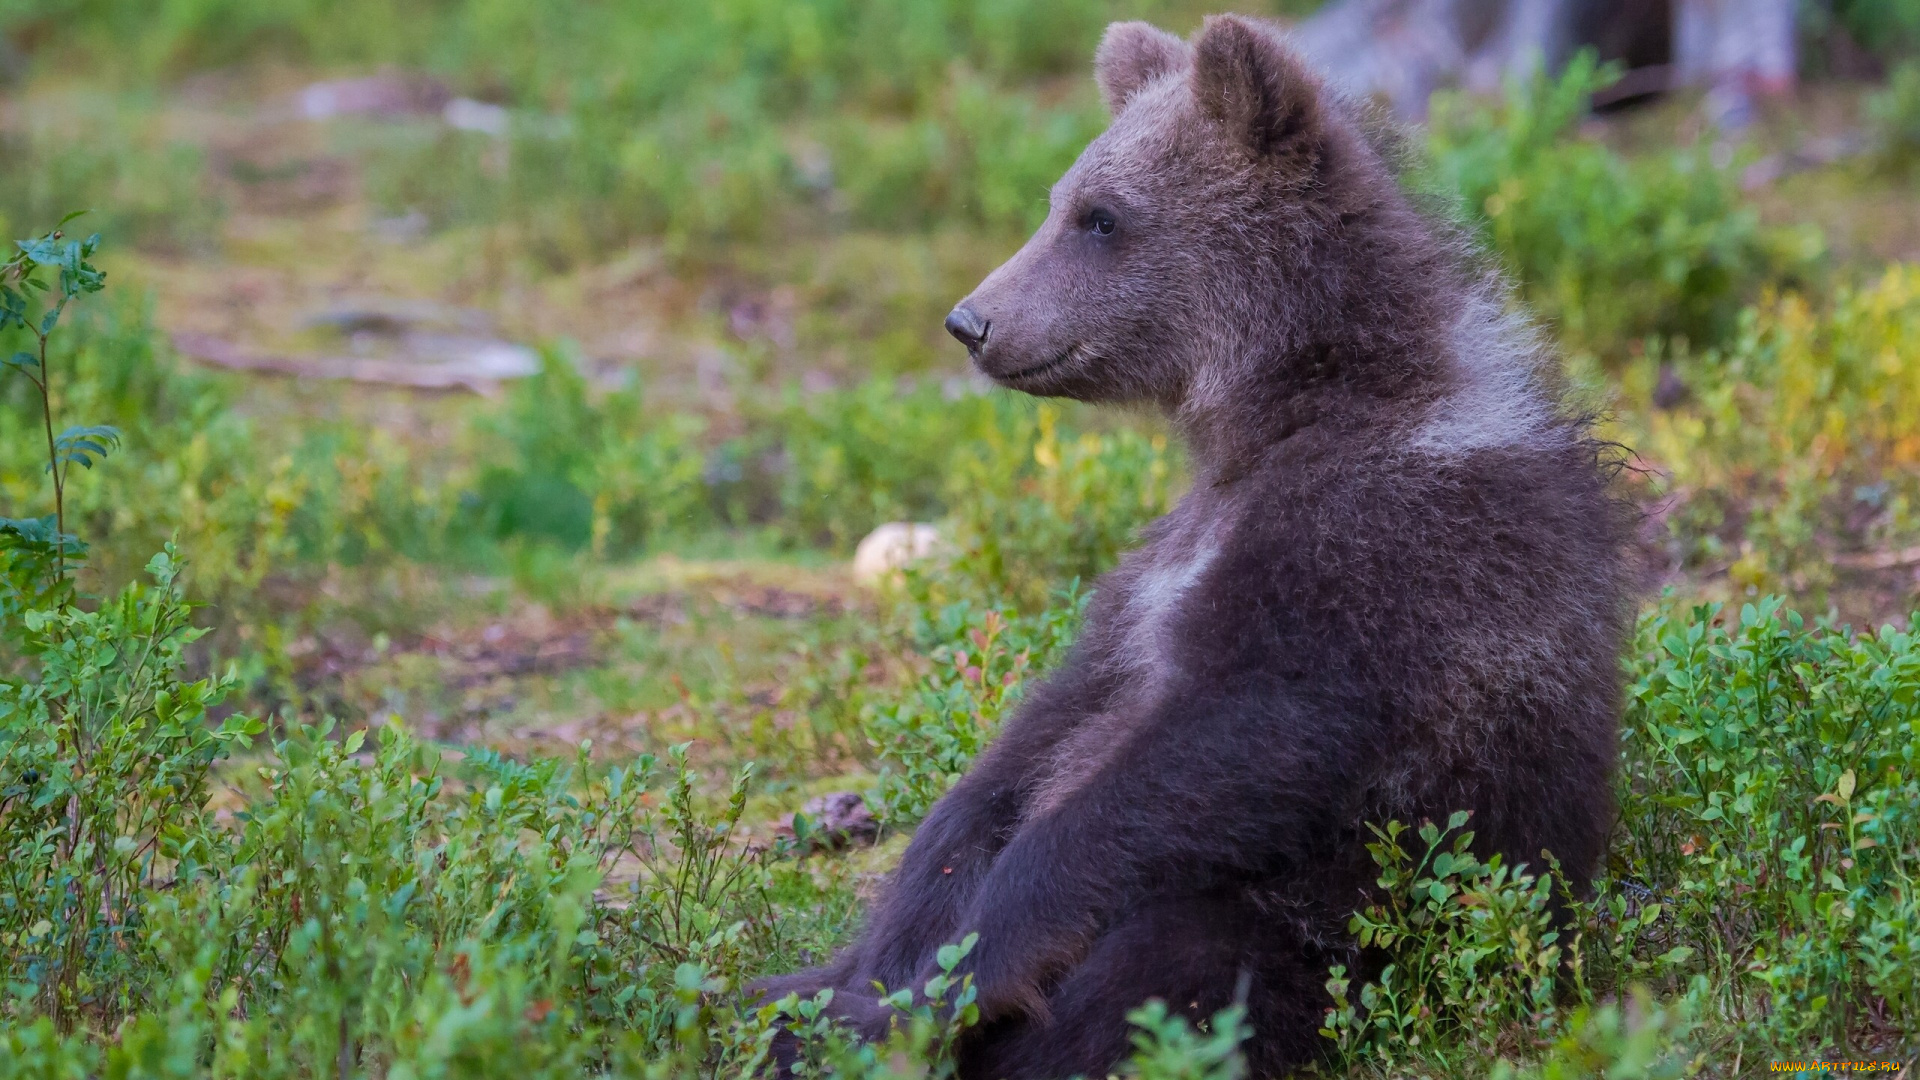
xmin=750 ymin=976 xmax=900 ymax=1077
xmin=830 ymin=989 xmax=901 ymax=1044
xmin=745 ymin=967 xmax=839 ymax=1007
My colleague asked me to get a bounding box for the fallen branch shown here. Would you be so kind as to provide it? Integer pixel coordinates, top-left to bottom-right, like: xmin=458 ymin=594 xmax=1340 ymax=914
xmin=1835 ymin=545 xmax=1920 ymax=572
xmin=172 ymin=331 xmax=536 ymax=394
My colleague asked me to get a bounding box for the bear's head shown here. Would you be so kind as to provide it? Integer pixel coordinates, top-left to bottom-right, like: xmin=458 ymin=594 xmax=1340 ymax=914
xmin=946 ymin=15 xmax=1427 ymax=419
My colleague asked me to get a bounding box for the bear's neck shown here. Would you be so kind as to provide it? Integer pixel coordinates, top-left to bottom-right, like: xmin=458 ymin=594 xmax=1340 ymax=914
xmin=1173 ymin=219 xmax=1461 ymax=486
xmin=1173 ymin=365 xmax=1433 ymax=486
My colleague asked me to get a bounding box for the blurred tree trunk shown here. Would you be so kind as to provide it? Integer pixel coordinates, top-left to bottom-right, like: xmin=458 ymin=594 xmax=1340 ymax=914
xmin=1291 ymin=0 xmax=1797 ymax=123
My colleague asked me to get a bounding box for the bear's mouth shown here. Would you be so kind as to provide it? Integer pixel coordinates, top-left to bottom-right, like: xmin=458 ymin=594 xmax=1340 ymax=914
xmin=995 ymin=347 xmax=1077 ymax=385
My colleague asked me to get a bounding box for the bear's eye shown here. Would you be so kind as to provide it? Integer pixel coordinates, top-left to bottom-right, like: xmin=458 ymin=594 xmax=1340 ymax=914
xmin=1087 ymin=209 xmax=1117 ymax=237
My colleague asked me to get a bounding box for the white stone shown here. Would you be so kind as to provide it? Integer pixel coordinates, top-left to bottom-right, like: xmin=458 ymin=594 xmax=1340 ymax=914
xmin=444 ymin=97 xmax=511 ymax=137
xmin=852 ymin=522 xmax=947 ymax=583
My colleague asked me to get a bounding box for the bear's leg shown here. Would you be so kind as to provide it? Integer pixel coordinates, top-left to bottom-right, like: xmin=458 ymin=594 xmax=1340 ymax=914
xmin=829 ymin=664 xmax=1119 ymax=994
xmin=747 ymin=954 xmax=857 ymax=1006
xmin=955 ymin=890 xmax=1337 ymax=1080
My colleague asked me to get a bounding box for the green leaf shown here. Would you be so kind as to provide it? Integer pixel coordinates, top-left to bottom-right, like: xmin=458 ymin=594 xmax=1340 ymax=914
xmin=145 ymin=549 xmax=177 ymax=581
xmin=55 ymin=424 xmax=122 ymax=447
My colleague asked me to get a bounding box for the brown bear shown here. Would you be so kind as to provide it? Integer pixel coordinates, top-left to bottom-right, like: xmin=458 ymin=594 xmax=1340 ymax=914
xmin=756 ymin=14 xmax=1633 ymax=1077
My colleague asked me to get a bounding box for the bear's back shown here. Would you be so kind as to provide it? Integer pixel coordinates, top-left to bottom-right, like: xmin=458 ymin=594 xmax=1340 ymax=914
xmin=1066 ymin=402 xmax=1630 ymax=878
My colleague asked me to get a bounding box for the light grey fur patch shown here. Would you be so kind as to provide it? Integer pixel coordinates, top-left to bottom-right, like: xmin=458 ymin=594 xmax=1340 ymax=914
xmin=1025 ymin=713 xmax=1133 ymax=820
xmin=1115 ymin=525 xmax=1221 ymax=683
xmin=1026 ymin=515 xmax=1223 ymax=820
xmin=1408 ymin=291 xmax=1553 ymax=454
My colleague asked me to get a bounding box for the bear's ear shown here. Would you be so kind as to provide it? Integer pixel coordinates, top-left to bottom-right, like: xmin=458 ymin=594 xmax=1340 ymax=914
xmin=1190 ymin=15 xmax=1321 ymax=163
xmin=1095 ymin=21 xmax=1188 ymax=115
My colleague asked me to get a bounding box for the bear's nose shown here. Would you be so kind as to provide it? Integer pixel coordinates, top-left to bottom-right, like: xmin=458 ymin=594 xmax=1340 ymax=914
xmin=944 ymin=305 xmax=990 ymax=352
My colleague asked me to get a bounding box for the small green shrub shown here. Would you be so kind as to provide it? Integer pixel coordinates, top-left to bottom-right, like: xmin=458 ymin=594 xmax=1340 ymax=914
xmin=1119 ymin=999 xmax=1251 ymax=1080
xmin=454 ymin=349 xmax=727 ymax=559
xmin=863 ymin=595 xmax=1082 ymax=826
xmin=1320 ymin=596 xmax=1920 ymax=1071
xmin=824 ymin=71 xmax=1105 ymax=235
xmin=940 ymin=404 xmax=1178 ymax=610
xmin=1868 ymin=60 xmax=1920 ymax=176
xmin=742 ymin=380 xmax=1006 ymax=551
xmin=1320 ymin=814 xmax=1575 ymax=1070
xmin=470 ymin=367 xmax=1016 ymax=557
xmin=0 ymin=93 xmax=220 ymax=255
xmin=0 ymin=294 xmax=456 ymax=628
xmin=1485 ymin=989 xmax=1699 ymax=1080
xmin=1618 ymin=264 xmax=1920 ymax=599
xmin=1828 ymin=0 xmax=1920 ymax=61
xmin=0 ymin=548 xmax=261 ymax=1027
xmin=3 ymin=659 xmax=817 ymax=1074
xmin=1617 ymin=597 xmax=1920 ymax=1052
xmin=1424 ymin=53 xmax=1820 ymax=358
xmin=765 ymin=934 xmax=982 ymax=1080
xmin=0 ymin=214 xmax=113 ymax=589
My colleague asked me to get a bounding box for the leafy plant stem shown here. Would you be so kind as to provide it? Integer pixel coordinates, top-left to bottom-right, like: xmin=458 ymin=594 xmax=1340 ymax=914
xmin=37 ymin=326 xmax=65 ymax=580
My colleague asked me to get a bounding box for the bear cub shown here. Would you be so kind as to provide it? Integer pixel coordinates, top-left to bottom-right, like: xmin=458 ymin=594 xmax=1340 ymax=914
xmin=757 ymin=15 xmax=1633 ymax=1078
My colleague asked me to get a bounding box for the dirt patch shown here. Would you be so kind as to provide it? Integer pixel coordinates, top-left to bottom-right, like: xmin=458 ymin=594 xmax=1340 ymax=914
xmin=293 ymin=581 xmax=853 ymax=690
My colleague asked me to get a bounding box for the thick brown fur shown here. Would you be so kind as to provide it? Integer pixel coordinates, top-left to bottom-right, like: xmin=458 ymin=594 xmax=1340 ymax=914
xmin=754 ymin=15 xmax=1635 ymax=1078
